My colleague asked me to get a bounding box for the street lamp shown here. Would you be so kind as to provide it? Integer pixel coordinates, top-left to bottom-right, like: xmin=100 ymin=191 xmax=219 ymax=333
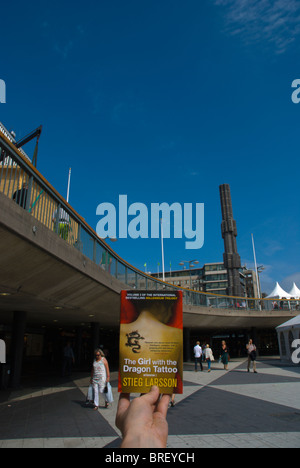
xmin=179 ymin=260 xmax=199 ymax=269
xmin=179 ymin=260 xmax=199 ymax=288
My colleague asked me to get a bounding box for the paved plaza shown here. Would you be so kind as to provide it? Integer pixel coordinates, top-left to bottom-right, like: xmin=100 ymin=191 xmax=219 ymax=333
xmin=1 ymin=357 xmax=300 ymax=448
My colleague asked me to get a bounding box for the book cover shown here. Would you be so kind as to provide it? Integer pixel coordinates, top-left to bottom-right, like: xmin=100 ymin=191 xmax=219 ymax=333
xmin=118 ymin=290 xmax=183 ymax=395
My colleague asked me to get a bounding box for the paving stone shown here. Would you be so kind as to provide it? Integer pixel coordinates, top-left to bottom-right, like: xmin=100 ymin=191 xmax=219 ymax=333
xmin=0 ymin=359 xmax=299 ymax=448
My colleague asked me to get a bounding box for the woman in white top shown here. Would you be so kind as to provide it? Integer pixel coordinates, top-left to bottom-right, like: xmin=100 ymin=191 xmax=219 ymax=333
xmin=205 ymin=344 xmax=214 ymax=372
xmin=91 ymin=349 xmax=110 ymax=409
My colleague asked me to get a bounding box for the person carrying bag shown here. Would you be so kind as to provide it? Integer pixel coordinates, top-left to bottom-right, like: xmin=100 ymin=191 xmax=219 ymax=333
xmin=90 ymin=349 xmax=112 ymax=409
xmin=104 ymin=382 xmax=114 ymax=404
xmin=246 ymin=339 xmax=258 ymax=373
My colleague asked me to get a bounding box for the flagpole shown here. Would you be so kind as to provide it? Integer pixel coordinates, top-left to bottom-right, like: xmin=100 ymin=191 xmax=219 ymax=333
xmin=251 ymin=233 xmax=261 ymax=310
xmin=161 ymin=218 xmax=165 ymax=282
xmin=67 ymin=168 xmax=72 ymax=203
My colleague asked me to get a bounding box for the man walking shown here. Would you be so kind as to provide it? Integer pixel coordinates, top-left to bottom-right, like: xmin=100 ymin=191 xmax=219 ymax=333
xmin=246 ymin=339 xmax=257 ymax=373
xmin=194 ymin=341 xmax=203 ymax=372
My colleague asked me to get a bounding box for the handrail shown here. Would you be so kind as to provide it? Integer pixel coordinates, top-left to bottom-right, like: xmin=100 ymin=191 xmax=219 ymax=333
xmin=0 ymin=129 xmax=299 ymax=313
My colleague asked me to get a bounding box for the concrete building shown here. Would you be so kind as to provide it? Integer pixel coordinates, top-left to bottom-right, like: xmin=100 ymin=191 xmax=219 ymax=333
xmin=242 ymin=267 xmax=260 ymax=299
xmin=153 ymin=262 xmax=232 ymax=295
xmin=153 ymin=262 xmax=263 ymax=299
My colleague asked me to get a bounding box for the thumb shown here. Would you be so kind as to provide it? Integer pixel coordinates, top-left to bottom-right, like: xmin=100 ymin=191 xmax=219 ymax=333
xmin=142 ymin=386 xmax=160 ymax=405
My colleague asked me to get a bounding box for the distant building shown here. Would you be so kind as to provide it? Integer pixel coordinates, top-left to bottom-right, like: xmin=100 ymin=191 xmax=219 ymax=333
xmin=153 ymin=262 xmax=253 ymax=297
xmin=242 ymin=267 xmax=260 ymax=299
xmin=152 ymin=262 xmax=262 ymax=299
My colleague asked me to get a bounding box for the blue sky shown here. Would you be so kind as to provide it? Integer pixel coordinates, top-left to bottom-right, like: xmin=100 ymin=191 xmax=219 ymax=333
xmin=1 ymin=0 xmax=300 ymax=294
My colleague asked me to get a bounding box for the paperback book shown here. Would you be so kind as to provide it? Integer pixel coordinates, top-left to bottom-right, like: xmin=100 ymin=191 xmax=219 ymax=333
xmin=118 ymin=290 xmax=183 ymax=395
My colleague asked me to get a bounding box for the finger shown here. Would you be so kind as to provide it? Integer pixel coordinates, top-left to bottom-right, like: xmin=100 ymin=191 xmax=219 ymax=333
xmin=118 ymin=393 xmax=131 ymax=412
xmin=156 ymin=394 xmax=171 ymax=418
xmin=115 ymin=393 xmax=131 ymax=429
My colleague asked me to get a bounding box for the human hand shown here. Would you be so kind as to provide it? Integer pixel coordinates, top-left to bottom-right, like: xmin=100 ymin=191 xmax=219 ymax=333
xmin=116 ymin=386 xmax=170 ymax=448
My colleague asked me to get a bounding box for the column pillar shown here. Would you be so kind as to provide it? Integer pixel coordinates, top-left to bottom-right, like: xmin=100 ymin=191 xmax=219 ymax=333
xmin=183 ymin=328 xmax=191 ymax=362
xmin=10 ymin=311 xmax=27 ymax=388
xmin=76 ymin=326 xmax=83 ymax=368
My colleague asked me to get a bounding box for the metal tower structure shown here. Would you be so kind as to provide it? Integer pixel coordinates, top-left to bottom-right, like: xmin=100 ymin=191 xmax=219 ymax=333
xmin=219 ymin=184 xmax=242 ymax=297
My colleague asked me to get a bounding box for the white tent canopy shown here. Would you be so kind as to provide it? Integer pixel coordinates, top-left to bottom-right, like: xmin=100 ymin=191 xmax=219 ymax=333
xmin=276 ymin=315 xmax=300 ymax=362
xmin=288 ymin=283 xmax=300 ymax=299
xmin=266 ymin=282 xmax=291 ymax=299
xmin=276 ymin=314 xmax=300 ymax=332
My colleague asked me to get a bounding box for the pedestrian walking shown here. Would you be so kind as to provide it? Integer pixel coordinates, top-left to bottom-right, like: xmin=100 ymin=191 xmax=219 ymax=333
xmin=91 ymin=348 xmax=111 ymax=410
xmin=205 ymin=344 xmax=214 ymax=372
xmin=246 ymin=339 xmax=258 ymax=373
xmin=220 ymin=340 xmax=229 ymax=371
xmin=194 ymin=341 xmax=203 ymax=372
